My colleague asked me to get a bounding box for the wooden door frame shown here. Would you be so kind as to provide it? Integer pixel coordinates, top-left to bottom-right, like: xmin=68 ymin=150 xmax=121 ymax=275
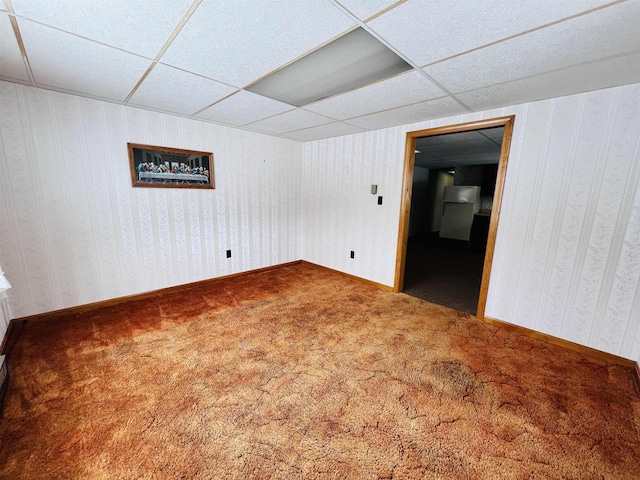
xmin=393 ymin=115 xmax=515 ymax=320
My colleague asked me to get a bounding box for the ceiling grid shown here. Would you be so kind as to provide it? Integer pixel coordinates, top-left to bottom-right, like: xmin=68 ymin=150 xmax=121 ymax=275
xmin=0 ymin=0 xmax=637 ymax=142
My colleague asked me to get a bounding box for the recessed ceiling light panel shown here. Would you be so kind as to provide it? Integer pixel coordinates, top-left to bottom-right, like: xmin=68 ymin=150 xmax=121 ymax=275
xmin=247 ymin=28 xmax=412 ymax=107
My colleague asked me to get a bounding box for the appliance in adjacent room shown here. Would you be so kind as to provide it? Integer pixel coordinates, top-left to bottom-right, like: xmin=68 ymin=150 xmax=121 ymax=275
xmin=439 ymin=185 xmax=481 ymax=242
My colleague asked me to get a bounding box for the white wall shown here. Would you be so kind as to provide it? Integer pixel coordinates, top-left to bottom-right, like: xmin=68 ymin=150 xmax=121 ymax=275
xmin=302 ymin=83 xmax=640 ymax=363
xmin=0 ymin=82 xmax=303 ymax=319
xmin=0 ymin=293 xmax=10 ymax=345
xmin=2 ymin=80 xmax=640 ymax=364
xmin=303 ymin=130 xmax=405 ymax=283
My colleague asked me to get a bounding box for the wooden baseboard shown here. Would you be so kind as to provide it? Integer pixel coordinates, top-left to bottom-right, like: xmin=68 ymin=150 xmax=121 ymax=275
xmin=11 ymin=259 xmax=390 ymax=326
xmin=301 ymin=261 xmax=394 ymax=292
xmin=0 ymin=327 xmax=7 ymax=356
xmin=15 ymin=261 xmax=303 ymax=324
xmin=484 ymin=316 xmax=636 ymax=368
xmin=0 ymin=320 xmax=14 ymax=355
xmin=8 ymin=262 xmax=639 ymax=394
xmin=0 ymin=319 xmax=24 ymax=357
xmin=484 ymin=316 xmax=640 ymax=394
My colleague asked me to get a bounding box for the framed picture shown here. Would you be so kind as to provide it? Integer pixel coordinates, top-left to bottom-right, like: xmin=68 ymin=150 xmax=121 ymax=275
xmin=128 ymin=143 xmax=214 ymax=189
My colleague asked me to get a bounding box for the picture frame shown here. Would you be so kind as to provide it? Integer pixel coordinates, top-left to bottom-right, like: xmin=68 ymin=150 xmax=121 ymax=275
xmin=128 ymin=143 xmax=214 ymax=189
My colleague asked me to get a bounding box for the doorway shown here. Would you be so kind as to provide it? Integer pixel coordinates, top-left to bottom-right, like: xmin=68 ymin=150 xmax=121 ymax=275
xmin=394 ymin=116 xmax=515 ymax=320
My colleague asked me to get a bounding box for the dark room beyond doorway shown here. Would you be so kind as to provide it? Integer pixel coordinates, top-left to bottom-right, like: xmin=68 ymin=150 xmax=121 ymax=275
xmin=403 ymin=126 xmax=504 ymax=314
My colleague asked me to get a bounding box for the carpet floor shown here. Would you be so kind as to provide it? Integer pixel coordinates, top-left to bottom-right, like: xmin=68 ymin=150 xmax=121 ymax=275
xmin=1 ymin=262 xmax=639 ymax=479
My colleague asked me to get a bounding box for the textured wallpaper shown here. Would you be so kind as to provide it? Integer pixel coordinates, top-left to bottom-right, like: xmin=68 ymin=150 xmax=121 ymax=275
xmin=2 ymin=80 xmax=640 ymax=363
xmin=0 ymin=294 xmax=9 ymax=344
xmin=302 ymin=128 xmax=405 ymax=285
xmin=0 ymin=82 xmax=303 ymax=319
xmin=302 ymin=83 xmax=640 ymax=362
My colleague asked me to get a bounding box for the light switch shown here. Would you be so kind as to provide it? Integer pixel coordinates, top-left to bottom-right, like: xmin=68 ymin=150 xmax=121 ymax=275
xmin=371 ymin=185 xmax=377 ymax=194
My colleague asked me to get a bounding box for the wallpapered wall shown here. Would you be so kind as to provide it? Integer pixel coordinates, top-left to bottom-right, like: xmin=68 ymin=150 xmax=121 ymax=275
xmin=0 ymin=294 xmax=9 ymax=343
xmin=302 ymin=127 xmax=405 ymax=283
xmin=303 ymin=83 xmax=640 ymax=362
xmin=0 ymin=82 xmax=302 ymax=320
xmin=2 ymin=80 xmax=640 ymax=363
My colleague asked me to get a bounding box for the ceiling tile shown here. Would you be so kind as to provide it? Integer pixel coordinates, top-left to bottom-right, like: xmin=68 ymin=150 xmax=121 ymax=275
xmin=161 ymin=0 xmax=355 ymax=88
xmin=1 ymin=1 xmax=637 ymax=143
xmin=415 ymin=161 xmax=448 ymax=169
xmin=417 ymin=130 xmax=497 ymax=147
xmin=414 ymin=129 xmax=503 ymax=168
xmin=246 ymin=109 xmax=335 ymax=135
xmin=283 ymin=122 xmax=366 ymax=142
xmin=129 ymin=64 xmax=237 ymax=115
xmin=11 ymin=0 xmax=192 ymax=58
xmin=335 ymin=0 xmax=401 ymax=21
xmin=304 ymin=70 xmax=446 ymax=120
xmin=368 ymin=0 xmax=614 ymax=66
xmin=416 ymin=156 xmax=500 ymax=169
xmin=196 ymin=91 xmax=294 ymax=126
xmin=0 ymin=13 xmax=30 ymax=82
xmin=347 ymin=97 xmax=469 ymax=130
xmin=424 ymin=1 xmax=640 ymax=94
xmin=18 ymin=20 xmax=152 ymax=101
xmin=423 ymin=141 xmax=499 ymax=156
xmin=482 ymin=127 xmax=506 ymax=142
xmin=457 ymin=50 xmax=640 ymax=111
xmin=463 ymin=157 xmax=500 ymax=164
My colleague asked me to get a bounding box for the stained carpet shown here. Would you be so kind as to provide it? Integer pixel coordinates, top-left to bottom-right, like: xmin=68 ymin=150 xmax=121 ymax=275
xmin=1 ymin=262 xmax=639 ymax=479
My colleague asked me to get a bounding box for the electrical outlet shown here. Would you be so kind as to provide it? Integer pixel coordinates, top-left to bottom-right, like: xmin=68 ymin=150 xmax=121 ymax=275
xmin=350 ymin=251 xmax=355 ymax=259
xmin=226 ymin=250 xmax=231 ymax=258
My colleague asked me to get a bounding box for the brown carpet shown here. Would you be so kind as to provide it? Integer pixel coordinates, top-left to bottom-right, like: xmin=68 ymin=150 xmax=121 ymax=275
xmin=1 ymin=263 xmax=639 ymax=479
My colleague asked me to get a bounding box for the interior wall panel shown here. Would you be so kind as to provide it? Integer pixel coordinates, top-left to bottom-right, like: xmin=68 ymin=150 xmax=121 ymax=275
xmin=302 ymin=83 xmax=640 ymax=362
xmin=0 ymin=293 xmax=9 ymax=343
xmin=0 ymin=81 xmax=302 ymax=318
xmin=2 ymin=79 xmax=640 ymax=364
xmin=302 ymin=127 xmax=408 ymax=284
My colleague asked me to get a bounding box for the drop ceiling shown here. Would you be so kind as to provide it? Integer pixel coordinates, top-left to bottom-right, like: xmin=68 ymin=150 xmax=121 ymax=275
xmin=415 ymin=127 xmax=504 ymax=170
xmin=1 ymin=0 xmax=639 ymax=142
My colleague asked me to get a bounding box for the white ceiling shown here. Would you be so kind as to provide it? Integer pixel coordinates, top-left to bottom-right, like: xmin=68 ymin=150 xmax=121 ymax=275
xmin=415 ymin=127 xmax=504 ymax=170
xmin=1 ymin=0 xmax=639 ymax=143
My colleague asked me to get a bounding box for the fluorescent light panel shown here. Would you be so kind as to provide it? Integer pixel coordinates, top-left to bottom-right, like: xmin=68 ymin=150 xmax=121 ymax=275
xmin=247 ymin=28 xmax=412 ymax=107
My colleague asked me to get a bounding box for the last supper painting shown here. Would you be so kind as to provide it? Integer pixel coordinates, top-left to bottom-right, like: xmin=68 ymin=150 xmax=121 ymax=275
xmin=128 ymin=143 xmax=214 ymax=189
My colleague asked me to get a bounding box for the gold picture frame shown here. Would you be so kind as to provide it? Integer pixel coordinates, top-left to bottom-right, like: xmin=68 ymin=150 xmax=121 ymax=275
xmin=128 ymin=143 xmax=214 ymax=189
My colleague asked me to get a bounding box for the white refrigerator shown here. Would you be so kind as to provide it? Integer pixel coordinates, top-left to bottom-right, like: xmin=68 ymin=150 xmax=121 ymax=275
xmin=439 ymin=186 xmax=481 ymax=242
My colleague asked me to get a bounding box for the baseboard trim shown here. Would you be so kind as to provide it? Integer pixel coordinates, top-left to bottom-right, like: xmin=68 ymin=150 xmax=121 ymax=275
xmin=14 ymin=260 xmax=303 ymax=324
xmin=301 ymin=261 xmax=394 ymax=292
xmin=8 ymin=264 xmax=638 ymax=393
xmin=0 ymin=327 xmax=6 ymax=356
xmin=0 ymin=319 xmax=20 ymax=356
xmin=484 ymin=316 xmax=636 ymax=368
xmin=485 ymin=315 xmax=640 ymax=394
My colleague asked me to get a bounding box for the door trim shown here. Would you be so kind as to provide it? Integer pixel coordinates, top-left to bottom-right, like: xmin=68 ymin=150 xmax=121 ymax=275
xmin=393 ymin=115 xmax=515 ymax=320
